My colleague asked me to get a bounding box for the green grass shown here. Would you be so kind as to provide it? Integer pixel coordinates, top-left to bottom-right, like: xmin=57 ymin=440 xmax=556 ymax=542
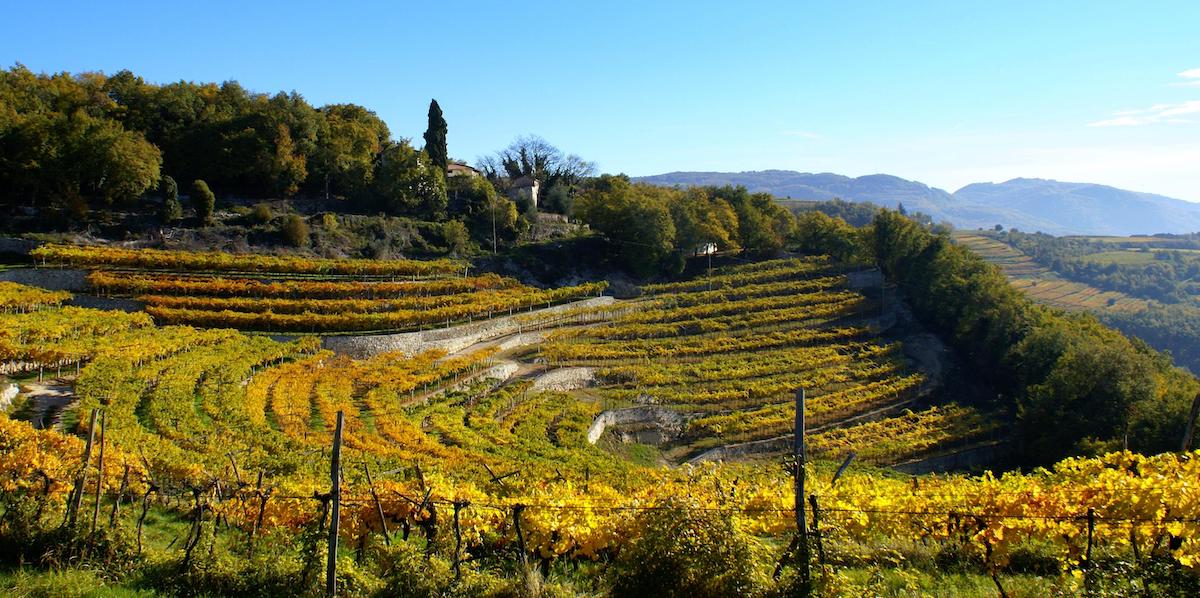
xmin=1080 ymin=250 xmax=1159 ymax=265
xmin=827 ymin=567 xmax=1066 ymax=597
xmin=0 ymin=568 xmax=158 ymax=598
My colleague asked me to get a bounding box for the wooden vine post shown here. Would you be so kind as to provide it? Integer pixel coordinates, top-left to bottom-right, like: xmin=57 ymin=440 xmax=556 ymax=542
xmin=68 ymin=408 xmax=99 ymax=528
xmin=808 ymin=494 xmax=825 ymax=566
xmin=363 ymin=463 xmax=390 ymax=545
xmin=453 ymin=501 xmax=468 ymax=580
xmin=91 ymin=409 xmax=107 ymax=534
xmin=513 ymin=504 xmax=529 ymax=570
xmin=794 ymin=388 xmax=811 ymax=588
xmin=326 ymin=411 xmax=344 ymax=598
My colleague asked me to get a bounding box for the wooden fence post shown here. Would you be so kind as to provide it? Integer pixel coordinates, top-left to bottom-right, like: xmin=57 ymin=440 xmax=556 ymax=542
xmin=326 ymin=411 xmax=344 ymax=598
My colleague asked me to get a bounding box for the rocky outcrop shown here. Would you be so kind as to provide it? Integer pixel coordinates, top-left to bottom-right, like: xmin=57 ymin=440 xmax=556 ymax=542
xmin=0 ymin=383 xmax=18 ymax=412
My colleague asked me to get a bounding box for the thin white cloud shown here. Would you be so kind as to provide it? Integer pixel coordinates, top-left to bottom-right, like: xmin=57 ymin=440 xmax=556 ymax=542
xmin=1092 ymin=70 xmax=1200 ymax=124
xmin=1089 ymin=100 xmax=1200 ymax=127
xmin=1170 ymin=68 xmax=1200 ymax=88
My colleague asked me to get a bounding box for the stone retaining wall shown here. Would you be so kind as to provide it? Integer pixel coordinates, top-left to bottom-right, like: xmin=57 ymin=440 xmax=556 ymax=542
xmin=586 ymin=406 xmax=689 ymax=444
xmin=0 ymin=268 xmax=89 ymax=291
xmin=530 ymin=367 xmax=595 ymax=392
xmin=0 ymin=237 xmax=39 ymax=256
xmin=322 ymin=296 xmax=614 ymax=358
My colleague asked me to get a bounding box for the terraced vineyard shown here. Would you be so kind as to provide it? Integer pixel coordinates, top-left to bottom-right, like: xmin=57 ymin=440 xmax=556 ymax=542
xmin=954 ymin=232 xmax=1149 ymax=313
xmin=33 ymin=244 xmax=605 ymax=333
xmin=5 ymin=253 xmax=1200 ymax=592
xmin=543 ymin=257 xmax=997 ymax=464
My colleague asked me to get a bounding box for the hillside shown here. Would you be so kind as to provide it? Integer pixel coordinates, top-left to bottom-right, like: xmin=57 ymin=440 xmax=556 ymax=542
xmin=4 ymin=249 xmax=1200 ymax=595
xmin=636 ymin=170 xmax=1200 ymax=235
xmin=956 ymin=178 xmax=1200 ymax=236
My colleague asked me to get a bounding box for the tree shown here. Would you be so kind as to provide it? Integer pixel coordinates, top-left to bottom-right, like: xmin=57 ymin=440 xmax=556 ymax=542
xmin=191 ymin=179 xmax=215 ymax=225
xmin=422 ymin=99 xmax=448 ymax=173
xmin=449 ymin=175 xmax=519 ymax=250
xmin=669 ymin=188 xmax=741 ymax=255
xmin=574 ymin=176 xmax=676 ymax=276
xmin=477 ymin=135 xmax=595 ymax=215
xmin=160 ymin=175 xmax=182 ymax=223
xmin=160 ymin=175 xmax=178 ymax=203
xmin=441 ymin=219 xmax=470 ymax=255
xmin=371 ymin=141 xmax=447 ymax=219
xmin=792 ymin=211 xmax=863 ymax=262
xmin=310 ymin=103 xmax=390 ymax=200
xmin=709 ymin=186 xmax=795 ymax=255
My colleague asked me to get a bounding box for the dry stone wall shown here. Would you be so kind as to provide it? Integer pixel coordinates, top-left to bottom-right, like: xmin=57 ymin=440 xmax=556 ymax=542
xmin=322 ymin=296 xmax=615 ymax=358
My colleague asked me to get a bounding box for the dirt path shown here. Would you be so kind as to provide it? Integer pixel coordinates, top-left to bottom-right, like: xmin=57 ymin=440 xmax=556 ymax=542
xmin=20 ymin=379 xmax=78 ymax=430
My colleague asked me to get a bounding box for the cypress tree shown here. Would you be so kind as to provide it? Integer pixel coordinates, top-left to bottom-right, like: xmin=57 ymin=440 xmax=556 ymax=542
xmin=160 ymin=175 xmax=182 ymax=222
xmin=192 ymin=179 xmax=215 ymax=226
xmin=423 ymin=99 xmax=448 ymax=173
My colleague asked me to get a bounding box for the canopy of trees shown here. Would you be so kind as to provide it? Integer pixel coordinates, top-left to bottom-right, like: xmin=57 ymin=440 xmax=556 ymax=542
xmin=573 ymin=177 xmax=795 ymax=276
xmin=0 ymin=66 xmax=450 ymax=221
xmin=478 ymin=135 xmax=595 ymax=214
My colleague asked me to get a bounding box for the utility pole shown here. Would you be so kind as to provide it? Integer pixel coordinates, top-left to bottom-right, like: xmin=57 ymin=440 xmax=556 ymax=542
xmin=491 ymin=199 xmax=498 ymax=255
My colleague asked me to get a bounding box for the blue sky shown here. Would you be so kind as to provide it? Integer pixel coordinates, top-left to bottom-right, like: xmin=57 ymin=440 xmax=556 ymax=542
xmin=3 ymin=1 xmax=1199 ymax=199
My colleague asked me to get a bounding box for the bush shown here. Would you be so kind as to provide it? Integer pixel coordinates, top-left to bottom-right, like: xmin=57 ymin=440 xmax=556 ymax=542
xmin=251 ymin=202 xmax=273 ymax=225
xmin=609 ymin=498 xmax=759 ymax=598
xmin=442 ymin=220 xmax=470 ymax=256
xmin=281 ymin=214 xmax=310 ymax=248
xmin=191 ymin=180 xmax=215 ymax=225
xmin=321 ymin=213 xmax=338 ymax=230
xmin=161 ymin=197 xmax=182 ymax=223
xmin=160 ymin=175 xmax=178 ymax=203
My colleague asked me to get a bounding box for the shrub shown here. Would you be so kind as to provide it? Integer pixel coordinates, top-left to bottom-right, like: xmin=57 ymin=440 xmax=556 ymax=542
xmin=281 ymin=214 xmax=310 ymax=248
xmin=160 ymin=175 xmax=178 ymax=203
xmin=161 ymin=197 xmax=182 ymax=223
xmin=442 ymin=219 xmax=470 ymax=256
xmin=609 ymin=498 xmax=758 ymax=598
xmin=251 ymin=202 xmax=273 ymax=225
xmin=321 ymin=213 xmax=338 ymax=230
xmin=191 ymin=179 xmax=215 ymax=225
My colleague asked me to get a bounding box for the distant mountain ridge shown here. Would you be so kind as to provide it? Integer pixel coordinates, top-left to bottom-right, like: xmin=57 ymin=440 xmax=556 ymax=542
xmin=634 ymin=170 xmax=1200 ymax=236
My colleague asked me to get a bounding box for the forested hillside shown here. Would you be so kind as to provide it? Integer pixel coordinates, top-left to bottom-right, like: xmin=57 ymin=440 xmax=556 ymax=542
xmin=0 ymin=65 xmax=442 ymax=211
xmin=959 ymin=230 xmax=1200 ymax=375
